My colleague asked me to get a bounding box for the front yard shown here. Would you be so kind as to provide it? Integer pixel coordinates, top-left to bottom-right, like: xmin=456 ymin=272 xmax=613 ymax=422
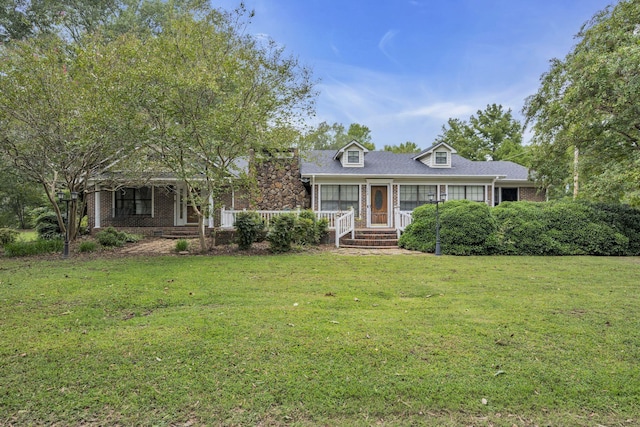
xmin=1 ymin=253 xmax=638 ymax=426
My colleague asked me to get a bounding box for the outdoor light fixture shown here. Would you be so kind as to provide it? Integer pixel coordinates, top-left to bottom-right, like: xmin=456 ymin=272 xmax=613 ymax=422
xmin=58 ymin=191 xmax=79 ymax=259
xmin=428 ymin=192 xmax=446 ymax=256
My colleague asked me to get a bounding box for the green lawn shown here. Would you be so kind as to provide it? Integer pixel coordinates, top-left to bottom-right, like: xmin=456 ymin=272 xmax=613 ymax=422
xmin=16 ymin=229 xmax=38 ymax=242
xmin=1 ymin=253 xmax=638 ymax=426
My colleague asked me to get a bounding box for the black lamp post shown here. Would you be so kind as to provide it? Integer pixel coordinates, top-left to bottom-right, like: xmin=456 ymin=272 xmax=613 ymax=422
xmin=428 ymin=192 xmax=446 ymax=256
xmin=57 ymin=191 xmax=79 ymax=259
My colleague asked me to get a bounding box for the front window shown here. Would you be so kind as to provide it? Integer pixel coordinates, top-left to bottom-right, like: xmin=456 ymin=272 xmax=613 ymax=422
xmin=435 ymin=152 xmax=448 ymax=165
xmin=347 ymin=150 xmax=360 ymax=164
xmin=449 ymin=185 xmax=484 ymax=202
xmin=400 ymin=185 xmax=437 ymax=210
xmin=115 ymin=187 xmax=152 ymax=217
xmin=321 ymin=185 xmax=359 ymax=216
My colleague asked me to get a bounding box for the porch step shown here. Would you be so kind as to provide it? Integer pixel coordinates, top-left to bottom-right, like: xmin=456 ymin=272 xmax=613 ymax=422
xmin=339 ymin=228 xmax=399 ymax=249
xmin=155 ymin=227 xmax=203 ymax=239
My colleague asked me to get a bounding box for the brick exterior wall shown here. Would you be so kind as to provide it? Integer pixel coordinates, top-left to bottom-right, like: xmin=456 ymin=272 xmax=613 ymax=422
xmin=519 ymin=187 xmax=546 ymax=202
xmin=88 ymin=154 xmax=311 ymax=234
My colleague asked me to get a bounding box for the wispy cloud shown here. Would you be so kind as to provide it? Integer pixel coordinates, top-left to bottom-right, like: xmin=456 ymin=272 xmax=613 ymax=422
xmin=313 ymin=62 xmax=535 ymax=147
xmin=378 ymin=30 xmax=400 ymax=65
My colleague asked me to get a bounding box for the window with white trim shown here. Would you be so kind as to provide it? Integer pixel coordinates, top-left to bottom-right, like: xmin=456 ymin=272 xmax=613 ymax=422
xmin=399 ymin=185 xmax=437 ymax=210
xmin=114 ymin=187 xmax=152 ymax=217
xmin=321 ymin=185 xmax=359 ymax=216
xmin=435 ymin=152 xmax=448 ymax=165
xmin=347 ymin=150 xmax=360 ymax=164
xmin=448 ymin=185 xmax=484 ymax=202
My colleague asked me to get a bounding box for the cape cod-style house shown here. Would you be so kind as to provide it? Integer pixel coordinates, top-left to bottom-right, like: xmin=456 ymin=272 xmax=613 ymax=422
xmin=87 ymin=141 xmax=544 ymax=246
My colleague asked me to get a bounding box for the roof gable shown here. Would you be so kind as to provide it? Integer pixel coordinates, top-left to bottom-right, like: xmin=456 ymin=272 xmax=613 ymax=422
xmin=412 ymin=141 xmax=456 ymax=168
xmin=333 ymin=140 xmax=369 ymax=168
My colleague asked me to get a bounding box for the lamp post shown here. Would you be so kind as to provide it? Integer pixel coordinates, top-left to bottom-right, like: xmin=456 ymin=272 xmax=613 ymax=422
xmin=428 ymin=192 xmax=446 ymax=256
xmin=57 ymin=191 xmax=79 ymax=259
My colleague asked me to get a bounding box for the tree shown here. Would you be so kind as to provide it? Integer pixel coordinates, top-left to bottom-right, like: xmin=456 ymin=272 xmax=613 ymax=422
xmin=0 ymin=0 xmax=120 ymax=43
xmin=383 ymin=141 xmax=420 ymax=153
xmin=125 ymin=6 xmax=316 ymax=251
xmin=304 ymin=121 xmax=375 ymax=150
xmin=435 ymin=104 xmax=525 ymax=163
xmin=0 ymin=33 xmax=144 ymax=240
xmin=0 ymin=0 xmax=209 ymax=44
xmin=0 ymin=154 xmax=45 ymax=228
xmin=524 ymin=0 xmax=640 ymax=205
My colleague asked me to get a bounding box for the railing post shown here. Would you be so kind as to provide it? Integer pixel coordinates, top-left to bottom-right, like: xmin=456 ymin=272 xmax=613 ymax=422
xmin=350 ymin=207 xmax=355 ymax=239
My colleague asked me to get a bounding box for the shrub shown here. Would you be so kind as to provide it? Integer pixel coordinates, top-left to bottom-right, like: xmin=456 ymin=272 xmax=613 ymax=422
xmin=398 ymin=204 xmax=437 ymax=252
xmin=440 ymin=200 xmax=496 ymax=255
xmin=542 ymin=200 xmax=628 ymax=255
xmin=35 ymin=210 xmax=62 ymax=240
xmin=292 ymin=210 xmax=328 ymax=245
xmin=78 ymin=241 xmax=98 ymax=253
xmin=0 ymin=228 xmax=19 ymax=246
xmin=400 ymin=201 xmax=496 ymax=255
xmin=589 ymin=202 xmax=640 ymax=255
xmin=234 ymin=211 xmax=266 ymax=250
xmin=4 ymin=239 xmax=63 ymax=257
xmin=96 ymin=227 xmax=141 ymax=247
xmin=175 ymin=239 xmax=189 ymax=252
xmin=267 ymin=213 xmax=296 ymax=253
xmin=491 ymin=202 xmax=559 ymax=255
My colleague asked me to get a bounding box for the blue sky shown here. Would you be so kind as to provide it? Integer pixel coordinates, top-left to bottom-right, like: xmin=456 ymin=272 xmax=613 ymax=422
xmin=213 ymin=0 xmax=615 ymax=149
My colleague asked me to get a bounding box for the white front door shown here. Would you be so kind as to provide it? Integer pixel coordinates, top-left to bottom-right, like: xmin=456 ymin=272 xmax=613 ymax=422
xmin=175 ymin=185 xmax=187 ymax=226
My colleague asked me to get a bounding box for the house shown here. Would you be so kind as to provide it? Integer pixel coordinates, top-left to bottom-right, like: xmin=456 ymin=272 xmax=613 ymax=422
xmin=86 ymin=153 xmax=310 ymax=236
xmin=300 ymin=141 xmax=544 ymax=230
xmin=86 ymin=141 xmax=543 ymax=240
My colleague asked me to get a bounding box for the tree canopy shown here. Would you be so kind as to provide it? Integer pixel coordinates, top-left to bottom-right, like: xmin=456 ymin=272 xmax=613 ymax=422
xmin=435 ymin=104 xmax=525 ymax=163
xmin=0 ymin=2 xmax=316 ymax=246
xmin=303 ymin=121 xmax=375 ymax=150
xmin=383 ymin=141 xmax=420 ymax=153
xmin=524 ymin=0 xmax=640 ymax=205
xmin=126 ymin=6 xmax=315 ymax=250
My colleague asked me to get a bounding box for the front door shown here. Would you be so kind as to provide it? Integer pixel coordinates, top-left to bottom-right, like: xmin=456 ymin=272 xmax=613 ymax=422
xmin=370 ymin=185 xmax=388 ymax=225
xmin=175 ymin=185 xmax=201 ymax=225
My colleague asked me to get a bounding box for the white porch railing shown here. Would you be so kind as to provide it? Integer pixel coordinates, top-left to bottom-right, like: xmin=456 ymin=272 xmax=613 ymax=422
xmin=220 ymin=208 xmax=348 ymax=230
xmin=221 ymin=208 xmax=303 ymax=228
xmin=334 ymin=208 xmax=355 ymax=248
xmin=219 ymin=207 xmax=356 ymax=248
xmin=394 ymin=207 xmax=413 ymax=238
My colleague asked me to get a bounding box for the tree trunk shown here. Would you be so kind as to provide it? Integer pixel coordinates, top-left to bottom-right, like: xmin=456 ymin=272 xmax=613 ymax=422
xmin=198 ymin=213 xmax=207 ymax=253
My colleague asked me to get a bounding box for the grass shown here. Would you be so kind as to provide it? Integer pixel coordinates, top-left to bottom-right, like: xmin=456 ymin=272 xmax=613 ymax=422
xmin=17 ymin=229 xmax=38 ymax=242
xmin=0 ymin=254 xmax=638 ymax=426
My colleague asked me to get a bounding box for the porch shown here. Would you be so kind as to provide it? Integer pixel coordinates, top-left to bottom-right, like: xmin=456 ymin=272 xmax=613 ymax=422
xmin=220 ymin=207 xmax=413 ymax=248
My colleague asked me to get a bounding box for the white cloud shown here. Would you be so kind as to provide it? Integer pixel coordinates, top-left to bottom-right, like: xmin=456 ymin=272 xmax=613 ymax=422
xmin=378 ymin=30 xmax=400 ymax=64
xmin=311 ymin=61 xmax=537 ymax=148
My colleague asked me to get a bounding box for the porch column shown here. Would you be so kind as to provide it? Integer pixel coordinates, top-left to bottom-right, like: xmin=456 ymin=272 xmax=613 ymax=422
xmin=94 ymin=187 xmax=101 ymax=229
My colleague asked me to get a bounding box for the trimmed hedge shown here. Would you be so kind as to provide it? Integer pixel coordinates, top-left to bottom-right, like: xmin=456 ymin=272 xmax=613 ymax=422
xmin=492 ymin=202 xmax=559 ymax=255
xmin=399 ymin=200 xmax=496 ymax=255
xmin=400 ymin=199 xmax=640 ymax=256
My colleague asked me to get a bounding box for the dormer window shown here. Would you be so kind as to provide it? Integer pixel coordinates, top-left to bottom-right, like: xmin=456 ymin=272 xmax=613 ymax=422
xmin=347 ymin=150 xmax=360 ymax=164
xmin=334 ymin=140 xmax=368 ymax=168
xmin=413 ymin=142 xmax=456 ymax=168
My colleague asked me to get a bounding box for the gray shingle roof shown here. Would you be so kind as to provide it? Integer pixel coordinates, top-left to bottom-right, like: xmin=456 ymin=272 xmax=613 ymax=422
xmin=300 ymin=150 xmax=530 ymax=181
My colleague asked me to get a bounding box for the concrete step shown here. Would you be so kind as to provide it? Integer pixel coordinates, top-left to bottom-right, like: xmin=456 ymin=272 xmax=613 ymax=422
xmin=340 ymin=237 xmax=399 ymax=248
